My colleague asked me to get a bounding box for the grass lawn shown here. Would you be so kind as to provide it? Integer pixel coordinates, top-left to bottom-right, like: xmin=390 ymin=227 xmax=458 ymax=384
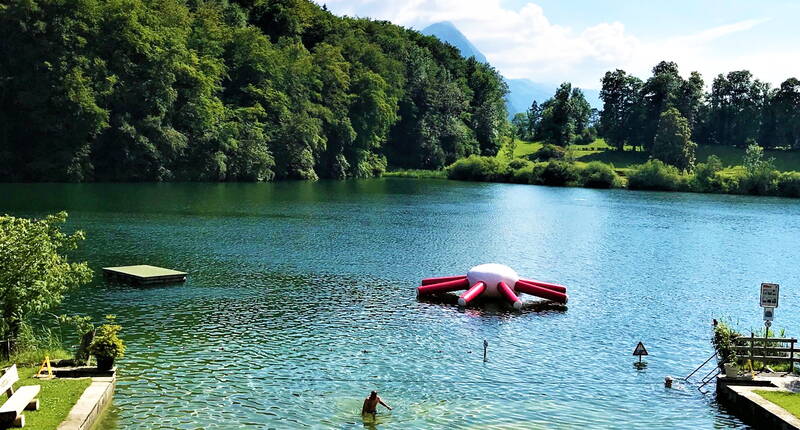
xmin=2 ymin=366 xmax=91 ymax=430
xmin=755 ymin=390 xmax=800 ymax=419
xmin=504 ymin=138 xmax=800 ymax=171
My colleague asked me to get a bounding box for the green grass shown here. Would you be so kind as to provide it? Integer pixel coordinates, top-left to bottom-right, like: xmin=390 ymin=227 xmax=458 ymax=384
xmin=2 ymin=366 xmax=91 ymax=430
xmin=382 ymin=169 xmax=447 ymax=179
xmin=509 ymin=139 xmax=542 ymax=158
xmin=1 ymin=349 xmax=72 ymax=369
xmin=755 ymin=390 xmax=800 ymax=419
xmin=502 ymin=138 xmax=800 ymax=172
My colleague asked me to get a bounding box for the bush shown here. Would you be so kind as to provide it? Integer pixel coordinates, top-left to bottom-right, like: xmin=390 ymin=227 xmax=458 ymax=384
xmin=777 ymin=172 xmax=800 ymax=197
xmin=510 ymin=164 xmax=535 ymax=184
xmin=689 ymin=155 xmax=724 ymax=193
xmin=88 ymin=316 xmax=125 ymax=360
xmin=575 ymin=127 xmax=597 ymax=146
xmin=741 ymin=168 xmax=778 ymax=195
xmin=627 ymin=159 xmax=684 ymax=191
xmin=712 ymin=321 xmax=741 ymax=369
xmin=529 ymin=144 xmax=565 ymax=162
xmin=741 ymin=143 xmax=778 ymax=195
xmin=447 ymin=156 xmax=509 ymax=181
xmin=579 ymin=161 xmax=621 ymax=188
xmin=508 ymin=158 xmax=532 ymax=170
xmin=532 ymin=160 xmax=580 ymax=186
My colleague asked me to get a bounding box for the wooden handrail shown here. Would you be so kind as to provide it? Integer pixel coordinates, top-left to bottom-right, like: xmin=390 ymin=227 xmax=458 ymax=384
xmin=733 ymin=336 xmax=797 ymax=343
xmin=732 ymin=346 xmax=795 ymax=353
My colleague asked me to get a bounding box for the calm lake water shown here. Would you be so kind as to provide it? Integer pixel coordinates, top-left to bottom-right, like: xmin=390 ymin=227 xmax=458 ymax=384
xmin=3 ymin=179 xmax=800 ymax=429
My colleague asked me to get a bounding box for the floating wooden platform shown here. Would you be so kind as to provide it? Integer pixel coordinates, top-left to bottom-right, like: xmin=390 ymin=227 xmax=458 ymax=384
xmin=102 ymin=265 xmax=187 ymax=285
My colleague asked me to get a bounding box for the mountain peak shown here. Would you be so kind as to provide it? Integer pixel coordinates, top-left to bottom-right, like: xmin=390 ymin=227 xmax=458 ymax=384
xmin=421 ymin=21 xmax=601 ymax=115
xmin=421 ymin=21 xmax=487 ymax=64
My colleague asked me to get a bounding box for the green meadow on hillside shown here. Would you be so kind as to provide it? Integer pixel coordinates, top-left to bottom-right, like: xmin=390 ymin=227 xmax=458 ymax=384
xmin=508 ymin=139 xmax=800 ymax=172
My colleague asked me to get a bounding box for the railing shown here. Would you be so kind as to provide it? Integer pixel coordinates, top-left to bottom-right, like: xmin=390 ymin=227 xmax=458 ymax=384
xmin=733 ymin=335 xmax=797 ymax=371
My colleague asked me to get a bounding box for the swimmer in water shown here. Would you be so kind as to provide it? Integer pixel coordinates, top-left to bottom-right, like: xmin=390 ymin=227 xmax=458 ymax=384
xmin=362 ymin=391 xmax=392 ymax=416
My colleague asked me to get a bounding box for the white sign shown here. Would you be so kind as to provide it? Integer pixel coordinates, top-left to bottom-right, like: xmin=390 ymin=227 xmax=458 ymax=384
xmin=763 ymin=307 xmax=775 ymax=321
xmin=633 ymin=342 xmax=648 ymax=356
xmin=760 ymin=283 xmax=780 ymax=308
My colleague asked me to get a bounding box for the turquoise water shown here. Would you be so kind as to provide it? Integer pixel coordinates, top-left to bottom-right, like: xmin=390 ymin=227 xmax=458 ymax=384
xmin=3 ymin=179 xmax=800 ymax=429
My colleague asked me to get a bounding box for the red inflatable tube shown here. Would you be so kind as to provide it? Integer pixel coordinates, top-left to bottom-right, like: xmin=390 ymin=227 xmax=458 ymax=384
xmin=497 ymin=281 xmax=523 ymax=309
xmin=518 ymin=279 xmax=567 ymax=294
xmin=420 ymin=275 xmax=467 ymax=286
xmin=514 ymin=281 xmax=568 ymax=304
xmin=417 ymin=278 xmax=470 ymax=296
xmin=458 ymin=281 xmax=486 ymax=306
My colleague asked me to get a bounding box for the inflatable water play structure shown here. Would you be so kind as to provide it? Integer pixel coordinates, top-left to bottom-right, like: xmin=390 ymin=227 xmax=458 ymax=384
xmin=417 ymin=263 xmax=568 ymax=309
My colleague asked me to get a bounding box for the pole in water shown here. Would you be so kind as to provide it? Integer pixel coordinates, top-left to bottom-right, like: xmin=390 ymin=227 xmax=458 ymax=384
xmin=483 ymin=340 xmax=488 ymax=362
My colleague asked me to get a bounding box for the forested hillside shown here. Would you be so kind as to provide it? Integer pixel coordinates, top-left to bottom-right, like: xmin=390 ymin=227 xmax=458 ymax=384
xmin=0 ymin=0 xmax=508 ymax=181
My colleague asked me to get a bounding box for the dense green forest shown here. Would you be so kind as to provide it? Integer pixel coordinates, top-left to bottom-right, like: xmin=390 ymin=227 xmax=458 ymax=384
xmin=512 ymin=61 xmax=800 ymax=171
xmin=0 ymin=0 xmax=508 ymax=181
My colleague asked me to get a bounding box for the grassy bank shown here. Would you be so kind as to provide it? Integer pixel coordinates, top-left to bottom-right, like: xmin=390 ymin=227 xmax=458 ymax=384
xmin=4 ymin=367 xmax=91 ymax=430
xmin=755 ymin=391 xmax=800 ymax=419
xmin=382 ymin=169 xmax=448 ymax=179
xmin=508 ymin=139 xmax=800 ymax=172
xmin=383 ymin=154 xmax=800 ymax=199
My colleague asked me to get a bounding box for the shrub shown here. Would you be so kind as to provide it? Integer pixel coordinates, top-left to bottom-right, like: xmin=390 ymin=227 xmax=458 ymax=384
xmin=689 ymin=155 xmax=724 ymax=193
xmin=447 ymin=156 xmax=509 ymax=181
xmin=777 ymin=172 xmax=800 ymax=197
xmin=627 ymin=159 xmax=683 ymax=191
xmin=532 ymin=160 xmax=580 ymax=186
xmin=510 ymin=164 xmax=535 ymax=184
xmin=508 ymin=158 xmax=532 ymax=170
xmin=575 ymin=127 xmax=597 ymax=146
xmin=529 ymin=144 xmax=565 ymax=162
xmin=712 ymin=321 xmax=741 ymax=369
xmin=579 ymin=161 xmax=621 ymax=188
xmin=741 ymin=143 xmax=778 ymax=195
xmin=88 ymin=315 xmax=125 ymax=360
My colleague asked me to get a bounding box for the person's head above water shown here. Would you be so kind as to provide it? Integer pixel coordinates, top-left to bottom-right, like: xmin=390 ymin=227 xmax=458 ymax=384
xmin=370 ymin=391 xmax=378 ymax=398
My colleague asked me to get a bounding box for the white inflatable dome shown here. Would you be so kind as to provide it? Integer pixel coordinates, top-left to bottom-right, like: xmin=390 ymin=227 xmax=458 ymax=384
xmin=466 ymin=263 xmax=520 ymax=298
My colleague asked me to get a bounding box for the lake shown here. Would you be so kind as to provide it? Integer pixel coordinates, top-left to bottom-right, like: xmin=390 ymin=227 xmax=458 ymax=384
xmin=2 ymin=179 xmax=800 ymax=429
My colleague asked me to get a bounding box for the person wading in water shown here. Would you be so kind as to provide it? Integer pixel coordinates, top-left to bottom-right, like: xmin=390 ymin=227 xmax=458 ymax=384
xmin=362 ymin=391 xmax=392 ymax=416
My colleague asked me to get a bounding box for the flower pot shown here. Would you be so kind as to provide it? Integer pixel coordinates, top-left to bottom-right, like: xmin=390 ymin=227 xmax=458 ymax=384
xmin=723 ymin=363 xmax=739 ymax=378
xmin=96 ymin=356 xmax=115 ymax=371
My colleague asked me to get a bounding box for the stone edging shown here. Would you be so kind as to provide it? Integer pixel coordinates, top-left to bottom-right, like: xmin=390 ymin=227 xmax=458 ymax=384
xmin=722 ymin=384 xmax=800 ymax=430
xmin=56 ymin=376 xmax=115 ymax=430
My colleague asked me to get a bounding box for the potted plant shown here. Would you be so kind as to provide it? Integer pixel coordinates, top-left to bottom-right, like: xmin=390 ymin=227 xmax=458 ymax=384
xmin=713 ymin=320 xmax=740 ymax=377
xmin=88 ymin=315 xmax=125 ymax=371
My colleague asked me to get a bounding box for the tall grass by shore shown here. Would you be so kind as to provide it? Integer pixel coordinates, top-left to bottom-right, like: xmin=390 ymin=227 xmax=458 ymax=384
xmin=386 ymin=154 xmax=800 ymax=199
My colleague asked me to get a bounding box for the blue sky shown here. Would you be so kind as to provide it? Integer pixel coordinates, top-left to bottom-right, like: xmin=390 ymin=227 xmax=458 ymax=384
xmin=322 ymin=0 xmax=800 ymax=89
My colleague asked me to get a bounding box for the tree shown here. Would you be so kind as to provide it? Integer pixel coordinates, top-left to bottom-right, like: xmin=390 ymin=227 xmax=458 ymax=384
xmin=676 ymin=71 xmax=705 ymax=136
xmin=707 ymin=71 xmax=769 ymax=147
xmin=465 ymin=58 xmax=509 ymax=156
xmin=651 ymin=108 xmax=696 ymax=171
xmin=760 ymin=78 xmax=800 ymax=149
xmin=599 ymin=69 xmax=644 ymax=150
xmin=641 ymin=61 xmax=684 ymax=151
xmin=0 ymin=212 xmax=92 ymax=348
xmin=537 ymin=83 xmax=593 ymax=147
xmin=0 ymin=0 xmax=508 ymax=181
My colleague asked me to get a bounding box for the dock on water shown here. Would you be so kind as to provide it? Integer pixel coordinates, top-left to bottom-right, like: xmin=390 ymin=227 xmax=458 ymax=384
xmin=102 ymin=265 xmax=187 ymax=285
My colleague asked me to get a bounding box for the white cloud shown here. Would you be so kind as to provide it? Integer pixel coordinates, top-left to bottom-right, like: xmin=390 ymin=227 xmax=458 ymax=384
xmin=322 ymin=1 xmax=780 ymax=89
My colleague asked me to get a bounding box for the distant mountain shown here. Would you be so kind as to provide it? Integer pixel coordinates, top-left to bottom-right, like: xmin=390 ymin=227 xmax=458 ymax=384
xmin=421 ymin=21 xmax=602 ymax=116
xmin=421 ymin=21 xmax=487 ymax=63
xmin=504 ymin=78 xmax=555 ymax=116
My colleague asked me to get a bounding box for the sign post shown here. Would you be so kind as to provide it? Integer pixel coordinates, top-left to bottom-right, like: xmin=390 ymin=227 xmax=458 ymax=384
xmin=760 ymin=282 xmax=779 ymax=334
xmin=760 ymin=283 xmax=779 ymax=361
xmin=633 ymin=341 xmax=648 ymax=368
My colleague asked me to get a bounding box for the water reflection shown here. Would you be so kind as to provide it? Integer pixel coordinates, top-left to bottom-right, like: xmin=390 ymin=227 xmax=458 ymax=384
xmin=1 ymin=179 xmax=789 ymax=428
